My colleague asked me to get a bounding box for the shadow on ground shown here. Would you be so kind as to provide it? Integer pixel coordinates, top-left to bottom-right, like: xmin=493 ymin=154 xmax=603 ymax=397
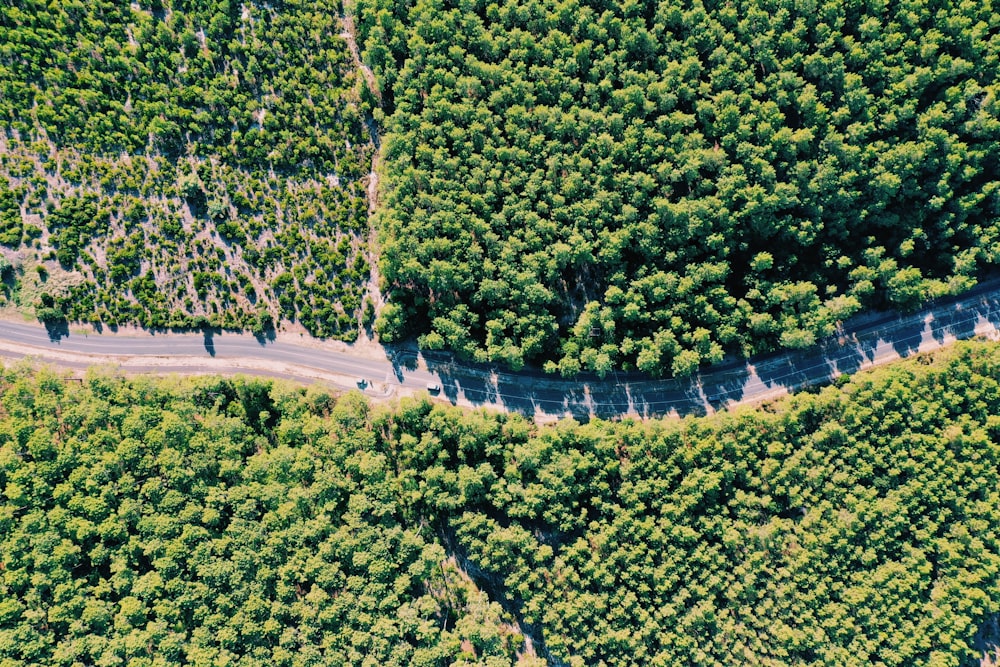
xmin=963 ymin=612 xmax=999 ymax=667
xmin=43 ymin=318 xmax=70 ymax=342
xmin=420 ymin=289 xmax=1000 ymax=422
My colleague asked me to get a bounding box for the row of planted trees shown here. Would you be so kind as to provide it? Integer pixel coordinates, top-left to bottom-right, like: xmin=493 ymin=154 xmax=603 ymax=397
xmin=0 ymin=0 xmax=377 ymax=340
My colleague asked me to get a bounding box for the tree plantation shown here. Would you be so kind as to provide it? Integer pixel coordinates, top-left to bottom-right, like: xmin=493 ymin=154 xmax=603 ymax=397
xmin=2 ymin=0 xmax=999 ymax=375
xmin=3 ymin=1 xmax=1000 ymax=665
xmin=361 ymin=0 xmax=1000 ymax=375
xmin=1 ymin=0 xmax=377 ymax=338
xmin=2 ymin=341 xmax=1000 ymax=665
xmin=0 ymin=0 xmax=996 ymax=376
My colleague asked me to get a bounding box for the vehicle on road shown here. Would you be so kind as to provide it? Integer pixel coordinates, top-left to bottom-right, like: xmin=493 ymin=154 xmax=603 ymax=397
xmin=426 ymin=382 xmax=441 ymax=393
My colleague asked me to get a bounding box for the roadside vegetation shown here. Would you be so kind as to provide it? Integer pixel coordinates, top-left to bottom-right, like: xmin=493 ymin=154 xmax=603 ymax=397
xmin=2 ymin=340 xmax=999 ymax=665
xmin=0 ymin=0 xmax=377 ymax=339
xmin=360 ymin=0 xmax=1000 ymax=375
xmin=4 ymin=0 xmax=999 ymax=376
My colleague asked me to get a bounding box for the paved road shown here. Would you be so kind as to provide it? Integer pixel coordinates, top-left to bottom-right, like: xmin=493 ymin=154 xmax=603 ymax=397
xmin=3 ymin=277 xmax=1000 ymax=420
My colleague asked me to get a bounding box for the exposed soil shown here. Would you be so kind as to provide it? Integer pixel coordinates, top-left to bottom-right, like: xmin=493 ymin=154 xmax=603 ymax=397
xmin=340 ymin=9 xmax=388 ymax=331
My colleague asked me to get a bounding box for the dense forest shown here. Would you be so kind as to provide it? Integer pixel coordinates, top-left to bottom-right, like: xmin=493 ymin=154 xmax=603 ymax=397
xmin=0 ymin=0 xmax=378 ymax=338
xmin=359 ymin=0 xmax=1000 ymax=375
xmin=2 ymin=341 xmax=1000 ymax=665
xmin=3 ymin=0 xmax=1000 ymax=375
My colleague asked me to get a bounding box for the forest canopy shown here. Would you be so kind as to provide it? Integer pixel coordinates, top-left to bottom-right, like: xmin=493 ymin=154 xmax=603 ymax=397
xmin=0 ymin=0 xmax=377 ymax=339
xmin=4 ymin=0 xmax=999 ymax=374
xmin=2 ymin=340 xmax=1000 ymax=665
xmin=360 ymin=0 xmax=1000 ymax=375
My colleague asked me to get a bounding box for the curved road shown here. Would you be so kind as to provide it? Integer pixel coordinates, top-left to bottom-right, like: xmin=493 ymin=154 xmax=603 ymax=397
xmin=3 ymin=278 xmax=1000 ymax=420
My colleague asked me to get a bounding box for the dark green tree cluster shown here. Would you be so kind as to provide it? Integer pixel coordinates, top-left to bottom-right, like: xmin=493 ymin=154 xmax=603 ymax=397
xmin=4 ymin=341 xmax=1000 ymax=665
xmin=0 ymin=178 xmax=22 ymax=246
xmin=0 ymin=0 xmax=368 ymax=175
xmin=45 ymin=196 xmax=108 ymax=269
xmin=0 ymin=370 xmax=527 ymax=666
xmin=0 ymin=0 xmax=377 ymax=339
xmin=361 ymin=0 xmax=1000 ymax=374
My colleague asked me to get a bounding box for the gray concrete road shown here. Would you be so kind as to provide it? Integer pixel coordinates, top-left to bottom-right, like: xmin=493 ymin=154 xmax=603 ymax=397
xmin=3 ymin=277 xmax=1000 ymax=421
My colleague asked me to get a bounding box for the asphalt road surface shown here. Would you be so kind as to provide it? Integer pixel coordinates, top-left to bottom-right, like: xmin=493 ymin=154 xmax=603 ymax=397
xmin=3 ymin=277 xmax=1000 ymax=421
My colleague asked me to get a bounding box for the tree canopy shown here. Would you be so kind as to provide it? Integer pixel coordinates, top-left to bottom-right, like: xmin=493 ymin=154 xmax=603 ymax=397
xmin=3 ymin=340 xmax=1000 ymax=665
xmin=3 ymin=0 xmax=999 ymax=368
xmin=0 ymin=0 xmax=377 ymax=338
xmin=360 ymin=0 xmax=1000 ymax=375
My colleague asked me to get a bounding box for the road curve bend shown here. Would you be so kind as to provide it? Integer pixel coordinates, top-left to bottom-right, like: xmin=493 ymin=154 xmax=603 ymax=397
xmin=3 ymin=277 xmax=1000 ymax=421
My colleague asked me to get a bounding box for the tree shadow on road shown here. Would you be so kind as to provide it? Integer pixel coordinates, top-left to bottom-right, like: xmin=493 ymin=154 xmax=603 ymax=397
xmin=423 ymin=352 xmax=726 ymax=422
xmin=42 ymin=317 xmax=70 ymax=342
xmin=930 ymin=295 xmax=1000 ymax=345
xmin=388 ymin=347 xmax=419 ymax=383
xmin=751 ymin=347 xmax=830 ymax=399
xmin=253 ymin=322 xmax=278 ymax=346
xmin=962 ymin=612 xmax=999 ymax=667
xmin=888 ymin=317 xmax=928 ymax=358
xmin=203 ymin=328 xmax=217 ymax=357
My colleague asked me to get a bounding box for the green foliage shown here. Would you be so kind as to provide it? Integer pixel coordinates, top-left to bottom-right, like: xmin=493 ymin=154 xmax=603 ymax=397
xmin=45 ymin=196 xmax=107 ymax=269
xmin=0 ymin=0 xmax=377 ymax=339
xmin=0 ymin=371 xmax=522 ymax=666
xmin=455 ymin=342 xmax=1000 ymax=666
xmin=106 ymin=234 xmax=143 ymax=284
xmin=0 ymin=179 xmax=22 ymax=247
xmin=363 ymin=0 xmax=1000 ymax=374
xmin=0 ymin=0 xmax=365 ymax=175
xmin=3 ymin=342 xmax=1000 ymax=665
xmin=34 ymin=304 xmax=64 ymax=324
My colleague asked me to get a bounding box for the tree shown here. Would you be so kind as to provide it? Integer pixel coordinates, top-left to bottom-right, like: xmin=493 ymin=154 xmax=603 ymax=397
xmin=364 ymin=0 xmax=1000 ymax=374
